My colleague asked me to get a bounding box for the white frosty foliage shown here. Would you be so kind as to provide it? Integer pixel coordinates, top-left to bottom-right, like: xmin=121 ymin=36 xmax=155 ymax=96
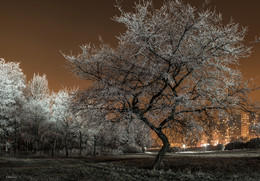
xmin=24 ymin=74 xmax=51 ymax=121
xmin=51 ymin=90 xmax=72 ymax=123
xmin=27 ymin=74 xmax=50 ymax=100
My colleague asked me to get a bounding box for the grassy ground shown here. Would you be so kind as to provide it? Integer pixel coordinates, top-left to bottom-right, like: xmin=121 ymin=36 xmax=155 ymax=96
xmin=0 ymin=149 xmax=259 ymax=181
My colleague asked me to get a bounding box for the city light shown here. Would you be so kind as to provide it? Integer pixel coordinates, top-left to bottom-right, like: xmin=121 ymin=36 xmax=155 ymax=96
xmin=162 ymin=113 xmax=259 ymax=148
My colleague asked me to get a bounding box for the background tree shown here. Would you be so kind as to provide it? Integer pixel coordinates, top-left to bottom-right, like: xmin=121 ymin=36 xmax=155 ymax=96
xmin=0 ymin=58 xmax=26 ymax=154
xmin=40 ymin=120 xmax=62 ymax=156
xmin=64 ymin=0 xmax=257 ymax=169
xmin=72 ymin=89 xmax=153 ymax=154
xmin=23 ymin=74 xmax=51 ymax=154
xmin=71 ymin=90 xmax=108 ymax=156
xmin=184 ymin=122 xmax=203 ymax=148
xmin=51 ymin=89 xmax=75 ymax=157
xmin=251 ymin=122 xmax=260 ymax=138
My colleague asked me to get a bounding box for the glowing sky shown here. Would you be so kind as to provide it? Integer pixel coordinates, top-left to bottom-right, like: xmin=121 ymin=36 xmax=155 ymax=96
xmin=0 ymin=0 xmax=259 ymax=102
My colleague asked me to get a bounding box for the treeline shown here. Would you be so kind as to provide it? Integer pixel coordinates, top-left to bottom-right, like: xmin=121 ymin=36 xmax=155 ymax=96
xmin=225 ymin=138 xmax=260 ymax=150
xmin=0 ymin=59 xmax=152 ymax=156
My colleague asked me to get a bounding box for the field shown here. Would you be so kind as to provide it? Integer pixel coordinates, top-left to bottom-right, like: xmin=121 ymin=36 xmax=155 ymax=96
xmin=0 ymin=149 xmax=259 ymax=181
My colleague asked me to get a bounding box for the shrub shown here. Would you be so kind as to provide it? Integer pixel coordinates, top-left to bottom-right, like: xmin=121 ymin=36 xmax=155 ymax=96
xmin=246 ymin=138 xmax=260 ymax=149
xmin=225 ymin=141 xmax=246 ymax=150
xmin=167 ymin=147 xmax=181 ymax=153
xmin=101 ymin=148 xmax=123 ymax=155
xmin=206 ymin=145 xmax=214 ymax=151
xmin=122 ymin=143 xmax=142 ymax=153
xmin=213 ymin=144 xmax=225 ymax=151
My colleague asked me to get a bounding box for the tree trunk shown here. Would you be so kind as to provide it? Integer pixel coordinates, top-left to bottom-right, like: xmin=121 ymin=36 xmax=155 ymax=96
xmin=0 ymin=136 xmax=2 ymax=155
xmin=33 ymin=124 xmax=38 ymax=154
xmin=4 ymin=135 xmax=7 ymax=154
xmin=65 ymin=137 xmax=68 ymax=157
xmin=13 ymin=120 xmax=18 ymax=155
xmin=139 ymin=115 xmax=170 ymax=170
xmin=93 ymin=135 xmax=97 ymax=156
xmin=79 ymin=132 xmax=82 ymax=157
xmin=153 ymin=129 xmax=170 ymax=170
xmin=52 ymin=138 xmax=56 ymax=157
xmin=51 ymin=148 xmax=54 ymax=157
xmin=33 ymin=139 xmax=37 ymax=154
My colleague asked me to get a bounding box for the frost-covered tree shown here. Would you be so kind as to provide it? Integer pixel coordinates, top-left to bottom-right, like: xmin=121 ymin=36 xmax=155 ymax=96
xmin=23 ymin=74 xmax=51 ymax=153
xmin=0 ymin=58 xmax=26 ymax=153
xmin=64 ymin=0 xmax=258 ymax=169
xmin=95 ymin=118 xmax=151 ymax=153
xmin=51 ymin=89 xmax=76 ymax=156
xmin=72 ymin=89 xmax=152 ymax=154
xmin=25 ymin=74 xmax=50 ymax=100
xmin=71 ymin=90 xmax=108 ymax=155
xmin=123 ymin=118 xmax=152 ymax=149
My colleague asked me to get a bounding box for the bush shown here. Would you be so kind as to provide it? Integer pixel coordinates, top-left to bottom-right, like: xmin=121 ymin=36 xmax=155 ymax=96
xmin=246 ymin=138 xmax=260 ymax=149
xmin=213 ymin=144 xmax=225 ymax=151
xmin=101 ymin=148 xmax=123 ymax=156
xmin=167 ymin=147 xmax=181 ymax=153
xmin=225 ymin=141 xmax=246 ymax=150
xmin=205 ymin=145 xmax=214 ymax=151
xmin=122 ymin=143 xmax=142 ymax=153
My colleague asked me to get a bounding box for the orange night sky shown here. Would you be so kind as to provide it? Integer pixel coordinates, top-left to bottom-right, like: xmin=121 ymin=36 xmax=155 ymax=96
xmin=0 ymin=0 xmax=259 ymax=102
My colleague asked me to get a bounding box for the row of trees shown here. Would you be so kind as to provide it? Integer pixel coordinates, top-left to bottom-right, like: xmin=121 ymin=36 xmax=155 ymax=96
xmin=0 ymin=59 xmax=152 ymax=156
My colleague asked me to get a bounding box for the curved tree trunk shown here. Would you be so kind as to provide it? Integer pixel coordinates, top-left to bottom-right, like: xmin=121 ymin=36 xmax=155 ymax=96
xmin=139 ymin=115 xmax=170 ymax=170
xmin=138 ymin=114 xmax=170 ymax=170
xmin=153 ymin=129 xmax=170 ymax=170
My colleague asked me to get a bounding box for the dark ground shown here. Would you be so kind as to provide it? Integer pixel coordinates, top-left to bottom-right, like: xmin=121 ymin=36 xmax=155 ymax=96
xmin=0 ymin=149 xmax=259 ymax=181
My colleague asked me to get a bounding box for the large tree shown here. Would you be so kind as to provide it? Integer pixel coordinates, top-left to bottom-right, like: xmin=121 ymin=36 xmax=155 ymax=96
xmin=64 ymin=0 xmax=257 ymax=169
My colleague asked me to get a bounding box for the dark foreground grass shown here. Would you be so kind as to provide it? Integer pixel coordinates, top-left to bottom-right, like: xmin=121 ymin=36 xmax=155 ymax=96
xmin=0 ymin=150 xmax=259 ymax=181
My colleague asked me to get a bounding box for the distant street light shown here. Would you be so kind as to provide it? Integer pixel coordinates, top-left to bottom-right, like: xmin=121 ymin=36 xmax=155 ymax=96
xmin=183 ymin=145 xmax=186 ymax=152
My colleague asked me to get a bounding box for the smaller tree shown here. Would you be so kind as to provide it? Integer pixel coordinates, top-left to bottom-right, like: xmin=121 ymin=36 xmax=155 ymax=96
xmin=71 ymin=90 xmax=107 ymax=156
xmin=72 ymin=90 xmax=152 ymax=154
xmin=184 ymin=123 xmax=203 ymax=148
xmin=51 ymin=89 xmax=76 ymax=157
